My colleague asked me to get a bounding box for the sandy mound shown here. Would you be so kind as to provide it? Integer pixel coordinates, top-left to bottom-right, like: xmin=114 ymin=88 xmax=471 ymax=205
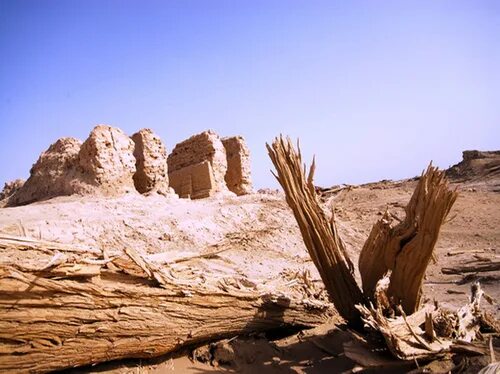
xmin=0 ymin=193 xmax=318 ymax=292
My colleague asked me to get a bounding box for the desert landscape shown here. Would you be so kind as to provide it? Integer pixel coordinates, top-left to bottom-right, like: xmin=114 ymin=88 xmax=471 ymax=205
xmin=0 ymin=126 xmax=498 ymax=373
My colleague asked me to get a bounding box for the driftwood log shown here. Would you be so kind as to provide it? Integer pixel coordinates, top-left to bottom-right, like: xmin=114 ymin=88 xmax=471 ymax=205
xmin=0 ymin=235 xmax=334 ymax=373
xmin=442 ymin=260 xmax=500 ymax=275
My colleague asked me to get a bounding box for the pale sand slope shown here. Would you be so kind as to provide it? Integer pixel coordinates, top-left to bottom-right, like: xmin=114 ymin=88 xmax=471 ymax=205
xmin=0 ymin=192 xmax=325 ymax=298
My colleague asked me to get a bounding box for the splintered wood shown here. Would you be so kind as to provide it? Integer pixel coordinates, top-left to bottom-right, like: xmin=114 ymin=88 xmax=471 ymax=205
xmin=0 ymin=235 xmax=334 ymax=373
xmin=359 ymin=164 xmax=458 ymax=313
xmin=267 ymin=137 xmax=457 ymax=320
xmin=267 ymin=137 xmax=364 ymax=324
xmin=267 ymin=135 xmax=497 ymax=364
xmin=357 ymin=283 xmax=498 ymax=360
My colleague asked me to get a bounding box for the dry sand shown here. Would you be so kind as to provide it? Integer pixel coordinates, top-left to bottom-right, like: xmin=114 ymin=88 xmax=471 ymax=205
xmin=0 ymin=177 xmax=498 ymax=373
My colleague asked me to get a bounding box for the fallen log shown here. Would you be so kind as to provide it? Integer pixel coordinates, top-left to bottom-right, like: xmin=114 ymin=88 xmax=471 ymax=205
xmin=442 ymin=260 xmax=500 ymax=275
xmin=0 ymin=235 xmax=335 ymax=373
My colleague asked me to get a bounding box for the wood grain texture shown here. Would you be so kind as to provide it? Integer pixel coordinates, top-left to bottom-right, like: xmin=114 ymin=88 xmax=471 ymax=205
xmin=359 ymin=165 xmax=458 ymax=313
xmin=267 ymin=137 xmax=364 ymax=325
xmin=0 ymin=235 xmax=334 ymax=373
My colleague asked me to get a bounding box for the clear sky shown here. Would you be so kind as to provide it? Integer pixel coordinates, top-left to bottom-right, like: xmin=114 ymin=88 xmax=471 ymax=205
xmin=1 ymin=1 xmax=499 ymax=189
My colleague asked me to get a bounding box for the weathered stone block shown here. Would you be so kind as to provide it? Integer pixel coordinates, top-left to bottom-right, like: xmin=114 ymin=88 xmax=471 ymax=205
xmin=167 ymin=130 xmax=228 ymax=196
xmin=131 ymin=128 xmax=169 ymax=195
xmin=168 ymin=161 xmax=215 ymax=199
xmin=222 ymin=136 xmax=252 ymax=195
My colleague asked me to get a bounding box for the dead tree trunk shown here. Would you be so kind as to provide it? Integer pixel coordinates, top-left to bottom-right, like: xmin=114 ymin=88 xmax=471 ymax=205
xmin=359 ymin=165 xmax=458 ymax=313
xmin=267 ymin=136 xmax=457 ymax=322
xmin=0 ymin=235 xmax=334 ymax=373
xmin=267 ymin=137 xmax=365 ymax=325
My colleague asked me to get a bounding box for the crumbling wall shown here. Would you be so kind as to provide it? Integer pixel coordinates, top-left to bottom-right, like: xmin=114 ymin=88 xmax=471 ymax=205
xmin=131 ymin=128 xmax=169 ymax=195
xmin=6 ymin=125 xmax=138 ymax=206
xmin=167 ymin=130 xmax=228 ymax=198
xmin=3 ymin=126 xmax=256 ymax=206
xmin=168 ymin=161 xmax=215 ymax=199
xmin=222 ymin=136 xmax=252 ymax=195
xmin=8 ymin=137 xmax=83 ymax=206
xmin=0 ymin=179 xmax=25 ymax=204
xmin=78 ymin=125 xmax=136 ymax=195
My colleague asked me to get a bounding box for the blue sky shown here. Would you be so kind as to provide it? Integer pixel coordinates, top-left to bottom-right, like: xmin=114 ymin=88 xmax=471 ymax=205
xmin=1 ymin=1 xmax=499 ymax=189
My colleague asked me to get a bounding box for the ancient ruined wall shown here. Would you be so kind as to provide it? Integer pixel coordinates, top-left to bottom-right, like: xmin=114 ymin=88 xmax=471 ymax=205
xmin=4 ymin=126 xmax=255 ymax=206
xmin=0 ymin=179 xmax=25 ymax=203
xmin=8 ymin=137 xmax=83 ymax=206
xmin=167 ymin=130 xmax=228 ymax=198
xmin=131 ymin=128 xmax=169 ymax=195
xmin=168 ymin=161 xmax=215 ymax=199
xmin=7 ymin=125 xmax=138 ymax=206
xmin=222 ymin=136 xmax=253 ymax=195
xmin=78 ymin=125 xmax=136 ymax=195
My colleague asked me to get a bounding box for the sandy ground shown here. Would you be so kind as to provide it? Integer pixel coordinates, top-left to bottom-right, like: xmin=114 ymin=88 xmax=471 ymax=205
xmin=0 ymin=192 xmax=324 ymax=298
xmin=0 ymin=177 xmax=498 ymax=373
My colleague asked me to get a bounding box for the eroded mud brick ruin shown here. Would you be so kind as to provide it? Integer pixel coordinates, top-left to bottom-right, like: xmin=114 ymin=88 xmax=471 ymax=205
xmin=7 ymin=136 xmax=84 ymax=206
xmin=167 ymin=130 xmax=228 ymax=199
xmin=222 ymin=136 xmax=253 ymax=195
xmin=8 ymin=126 xmax=137 ymax=206
xmin=78 ymin=125 xmax=137 ymax=195
xmin=2 ymin=125 xmax=252 ymax=206
xmin=167 ymin=130 xmax=253 ymax=199
xmin=131 ymin=128 xmax=170 ymax=195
